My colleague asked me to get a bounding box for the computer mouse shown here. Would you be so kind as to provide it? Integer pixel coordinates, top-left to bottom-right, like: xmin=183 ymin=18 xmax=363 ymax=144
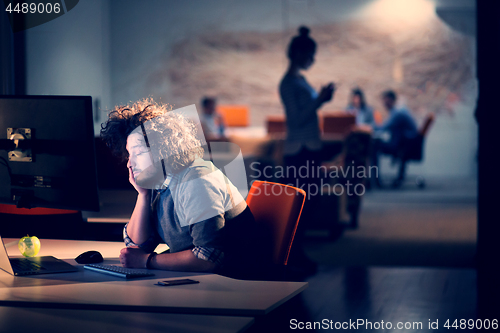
xmin=75 ymin=250 xmax=104 ymax=264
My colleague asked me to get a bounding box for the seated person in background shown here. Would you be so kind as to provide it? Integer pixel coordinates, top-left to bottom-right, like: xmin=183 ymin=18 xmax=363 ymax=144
xmin=100 ymin=99 xmax=264 ymax=278
xmin=200 ymin=96 xmax=225 ymax=139
xmin=346 ymin=87 xmax=375 ymax=126
xmin=372 ymin=90 xmax=419 ymax=187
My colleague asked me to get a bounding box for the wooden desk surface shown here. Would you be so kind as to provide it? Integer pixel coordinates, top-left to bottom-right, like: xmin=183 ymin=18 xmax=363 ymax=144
xmin=0 ymin=306 xmax=254 ymax=333
xmin=0 ymin=239 xmax=307 ymax=316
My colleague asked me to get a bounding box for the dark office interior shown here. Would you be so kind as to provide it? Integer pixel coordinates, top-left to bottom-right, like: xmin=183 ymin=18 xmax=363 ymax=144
xmin=1 ymin=0 xmax=499 ymax=332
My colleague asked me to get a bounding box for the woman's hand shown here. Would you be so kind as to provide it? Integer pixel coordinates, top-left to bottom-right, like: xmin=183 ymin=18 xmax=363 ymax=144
xmin=120 ymin=247 xmax=149 ymax=268
xmin=318 ymin=82 xmax=335 ymax=103
xmin=129 ymin=166 xmax=149 ymax=196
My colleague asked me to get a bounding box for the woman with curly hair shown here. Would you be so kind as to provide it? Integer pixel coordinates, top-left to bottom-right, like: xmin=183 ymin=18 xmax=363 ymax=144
xmin=101 ymin=99 xmax=263 ymax=277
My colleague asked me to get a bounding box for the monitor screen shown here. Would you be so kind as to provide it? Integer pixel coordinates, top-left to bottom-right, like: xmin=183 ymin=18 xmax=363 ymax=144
xmin=0 ymin=96 xmax=99 ymax=211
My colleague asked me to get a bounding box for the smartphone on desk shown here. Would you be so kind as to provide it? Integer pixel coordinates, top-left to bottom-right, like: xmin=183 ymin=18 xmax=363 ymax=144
xmin=156 ymin=279 xmax=199 ymax=286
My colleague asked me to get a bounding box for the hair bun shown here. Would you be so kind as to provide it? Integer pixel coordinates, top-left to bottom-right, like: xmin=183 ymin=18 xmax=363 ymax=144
xmin=298 ymin=26 xmax=310 ymax=37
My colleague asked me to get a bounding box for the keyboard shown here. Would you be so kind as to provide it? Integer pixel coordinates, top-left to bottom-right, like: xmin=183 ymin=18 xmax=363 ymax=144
xmin=84 ymin=264 xmax=155 ymax=279
xmin=11 ymin=259 xmax=45 ymax=272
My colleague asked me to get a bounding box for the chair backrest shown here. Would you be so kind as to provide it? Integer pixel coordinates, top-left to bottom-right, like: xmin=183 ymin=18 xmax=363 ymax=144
xmin=420 ymin=113 xmax=435 ymax=137
xmin=246 ymin=180 xmax=306 ymax=266
xmin=266 ymin=115 xmax=286 ymax=135
xmin=373 ymin=109 xmax=384 ymax=125
xmin=402 ymin=113 xmax=434 ymax=162
xmin=217 ymin=105 xmax=249 ymax=127
xmin=322 ymin=112 xmax=356 ymax=137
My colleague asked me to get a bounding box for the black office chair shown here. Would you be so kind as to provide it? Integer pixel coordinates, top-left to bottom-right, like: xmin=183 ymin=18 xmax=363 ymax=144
xmin=393 ymin=113 xmax=435 ymax=188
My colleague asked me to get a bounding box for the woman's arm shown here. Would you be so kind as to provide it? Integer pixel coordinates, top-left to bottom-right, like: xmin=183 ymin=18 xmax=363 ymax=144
xmin=152 ymin=250 xmax=216 ymax=272
xmin=119 ymin=247 xmax=216 ymax=272
xmin=124 ymin=166 xmax=153 ymax=245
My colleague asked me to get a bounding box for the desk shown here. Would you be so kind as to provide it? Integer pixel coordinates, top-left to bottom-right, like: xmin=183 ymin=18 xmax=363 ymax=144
xmin=0 ymin=239 xmax=307 ymax=317
xmin=0 ymin=306 xmax=254 ymax=333
xmin=228 ymin=132 xmax=344 ymax=160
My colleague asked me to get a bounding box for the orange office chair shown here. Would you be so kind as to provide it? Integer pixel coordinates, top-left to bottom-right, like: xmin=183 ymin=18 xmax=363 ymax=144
xmin=217 ymin=105 xmax=249 ymax=127
xmin=420 ymin=112 xmax=435 ymax=137
xmin=373 ymin=109 xmax=384 ymax=125
xmin=245 ymin=180 xmax=306 ymax=266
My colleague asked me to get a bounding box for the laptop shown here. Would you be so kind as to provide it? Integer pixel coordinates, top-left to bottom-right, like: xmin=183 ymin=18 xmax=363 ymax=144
xmin=0 ymin=235 xmax=78 ymax=276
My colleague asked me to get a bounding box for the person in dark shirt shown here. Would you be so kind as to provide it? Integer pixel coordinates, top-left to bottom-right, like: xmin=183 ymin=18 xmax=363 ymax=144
xmin=200 ymin=96 xmax=225 ymax=139
xmin=372 ymin=90 xmax=419 ymax=187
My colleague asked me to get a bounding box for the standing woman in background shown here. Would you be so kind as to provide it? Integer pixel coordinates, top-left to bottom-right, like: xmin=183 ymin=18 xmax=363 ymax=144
xmin=279 ymin=26 xmax=335 ymax=274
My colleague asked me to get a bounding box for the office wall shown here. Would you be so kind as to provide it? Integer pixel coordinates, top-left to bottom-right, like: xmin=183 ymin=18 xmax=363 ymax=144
xmin=23 ymin=0 xmax=477 ymax=178
xmin=25 ymin=0 xmax=111 ymax=135
xmin=107 ymin=0 xmax=477 ymax=178
xmin=108 ymin=0 xmax=374 ymax=108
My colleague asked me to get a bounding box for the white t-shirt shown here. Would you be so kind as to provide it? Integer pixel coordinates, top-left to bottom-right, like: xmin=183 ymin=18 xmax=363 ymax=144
xmin=168 ymin=158 xmax=245 ymax=227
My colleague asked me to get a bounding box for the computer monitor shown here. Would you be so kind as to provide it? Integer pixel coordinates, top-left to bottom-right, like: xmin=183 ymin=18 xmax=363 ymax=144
xmin=0 ymin=95 xmax=99 ymax=211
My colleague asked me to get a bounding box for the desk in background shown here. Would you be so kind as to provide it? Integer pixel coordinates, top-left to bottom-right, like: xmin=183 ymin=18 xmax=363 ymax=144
xmin=227 ymin=123 xmax=371 ymax=233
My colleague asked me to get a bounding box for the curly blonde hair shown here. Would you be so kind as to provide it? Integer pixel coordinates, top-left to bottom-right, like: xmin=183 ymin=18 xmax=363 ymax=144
xmin=101 ymin=98 xmax=204 ymax=173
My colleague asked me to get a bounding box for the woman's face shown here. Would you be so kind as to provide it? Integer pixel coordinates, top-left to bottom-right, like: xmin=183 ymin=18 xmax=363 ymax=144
xmin=352 ymin=95 xmax=362 ymax=108
xmin=296 ymin=51 xmax=315 ymax=70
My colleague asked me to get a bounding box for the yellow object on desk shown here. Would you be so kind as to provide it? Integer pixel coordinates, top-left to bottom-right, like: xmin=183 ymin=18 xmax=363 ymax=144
xmin=18 ymin=235 xmax=41 ymax=257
